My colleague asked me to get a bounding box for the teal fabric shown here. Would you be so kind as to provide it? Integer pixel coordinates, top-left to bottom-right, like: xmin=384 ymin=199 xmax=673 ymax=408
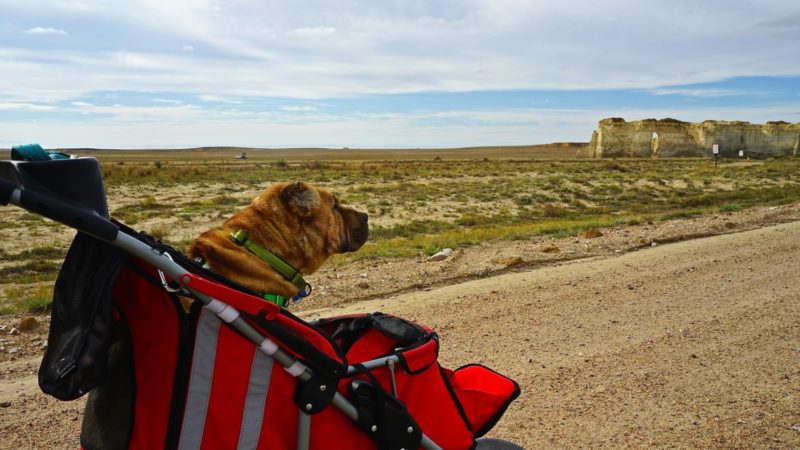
xmin=46 ymin=151 xmax=71 ymax=160
xmin=11 ymin=144 xmax=71 ymax=161
xmin=11 ymin=144 xmax=49 ymax=161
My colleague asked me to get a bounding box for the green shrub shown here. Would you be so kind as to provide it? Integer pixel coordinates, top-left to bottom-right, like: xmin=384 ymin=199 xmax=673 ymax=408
xmin=2 ymin=283 xmax=54 ymax=314
xmin=719 ymin=203 xmax=742 ymax=212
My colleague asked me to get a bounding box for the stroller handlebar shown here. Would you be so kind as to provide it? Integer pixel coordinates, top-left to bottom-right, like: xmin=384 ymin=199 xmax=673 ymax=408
xmin=1 ymin=157 xmax=118 ymax=241
xmin=1 ymin=179 xmax=119 ymax=241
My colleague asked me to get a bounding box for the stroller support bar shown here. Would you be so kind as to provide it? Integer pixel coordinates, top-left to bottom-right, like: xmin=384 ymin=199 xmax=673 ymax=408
xmin=285 ymin=361 xmax=308 ymax=377
xmin=259 ymin=338 xmax=280 ymax=356
xmin=347 ymin=355 xmax=401 ymax=375
xmin=1 ymin=183 xmax=119 ymax=242
xmin=205 ymin=298 xmax=240 ymax=323
xmin=177 ymin=272 xmax=280 ymax=319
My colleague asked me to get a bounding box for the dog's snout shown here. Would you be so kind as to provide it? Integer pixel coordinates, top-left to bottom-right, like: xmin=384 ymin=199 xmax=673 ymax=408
xmin=339 ymin=208 xmax=369 ymax=253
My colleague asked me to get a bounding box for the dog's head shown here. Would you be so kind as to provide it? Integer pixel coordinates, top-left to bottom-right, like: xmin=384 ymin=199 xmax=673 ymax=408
xmin=190 ymin=181 xmax=367 ymax=295
xmin=222 ymin=181 xmax=368 ymax=274
xmin=274 ymin=181 xmax=369 ymax=254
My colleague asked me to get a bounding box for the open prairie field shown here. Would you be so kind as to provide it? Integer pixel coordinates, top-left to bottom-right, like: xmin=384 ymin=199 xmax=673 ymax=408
xmin=1 ymin=142 xmax=588 ymax=162
xmin=2 ymin=148 xmax=800 ymax=449
xmin=1 ymin=149 xmax=800 ymax=314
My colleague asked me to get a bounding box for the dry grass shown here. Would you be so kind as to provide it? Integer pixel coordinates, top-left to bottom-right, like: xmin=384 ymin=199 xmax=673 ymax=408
xmin=1 ymin=149 xmax=799 ymax=314
xmin=0 ymin=143 xmax=583 ymax=163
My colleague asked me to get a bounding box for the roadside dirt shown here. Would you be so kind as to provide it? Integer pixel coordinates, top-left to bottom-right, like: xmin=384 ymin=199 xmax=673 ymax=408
xmin=1 ymin=204 xmax=800 ymax=449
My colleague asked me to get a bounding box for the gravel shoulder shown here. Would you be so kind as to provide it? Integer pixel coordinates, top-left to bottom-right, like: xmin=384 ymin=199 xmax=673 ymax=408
xmin=2 ymin=204 xmax=800 ymax=449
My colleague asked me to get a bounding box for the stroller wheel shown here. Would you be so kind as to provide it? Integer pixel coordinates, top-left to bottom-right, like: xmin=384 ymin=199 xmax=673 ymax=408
xmin=475 ymin=438 xmax=525 ymax=449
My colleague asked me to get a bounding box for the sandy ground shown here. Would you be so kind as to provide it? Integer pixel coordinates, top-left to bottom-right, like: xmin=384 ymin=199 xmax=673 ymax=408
xmin=1 ymin=216 xmax=799 ymax=448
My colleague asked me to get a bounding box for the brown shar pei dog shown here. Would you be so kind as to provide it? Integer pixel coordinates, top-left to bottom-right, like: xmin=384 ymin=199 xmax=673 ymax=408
xmin=189 ymin=181 xmax=369 ymax=300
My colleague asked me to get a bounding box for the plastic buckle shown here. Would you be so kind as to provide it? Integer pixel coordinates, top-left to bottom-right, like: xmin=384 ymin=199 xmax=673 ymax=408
xmin=292 ymin=283 xmax=312 ymax=303
xmin=230 ymin=229 xmax=247 ymax=246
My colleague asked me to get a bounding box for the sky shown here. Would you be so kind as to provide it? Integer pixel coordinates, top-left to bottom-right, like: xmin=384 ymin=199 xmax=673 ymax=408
xmin=1 ymin=0 xmax=799 ymax=149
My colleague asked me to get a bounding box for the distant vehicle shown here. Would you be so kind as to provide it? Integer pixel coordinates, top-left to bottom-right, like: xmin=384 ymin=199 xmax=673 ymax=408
xmin=235 ymin=152 xmax=247 ymax=160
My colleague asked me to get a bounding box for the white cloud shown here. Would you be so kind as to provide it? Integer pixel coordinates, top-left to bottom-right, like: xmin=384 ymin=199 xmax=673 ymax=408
xmin=292 ymin=26 xmax=336 ymax=37
xmin=152 ymin=98 xmax=184 ymax=104
xmin=1 ymin=0 xmax=798 ymax=102
xmin=0 ymin=102 xmax=58 ymax=111
xmin=25 ymin=26 xmax=67 ymax=35
xmin=198 ymin=94 xmax=243 ymax=104
xmin=651 ymin=89 xmax=750 ymax=98
xmin=280 ymin=105 xmax=318 ymax=112
xmin=0 ymin=1 xmax=799 ymax=148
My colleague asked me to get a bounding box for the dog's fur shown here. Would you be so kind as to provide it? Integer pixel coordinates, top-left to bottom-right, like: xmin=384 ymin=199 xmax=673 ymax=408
xmin=189 ymin=181 xmax=368 ymax=298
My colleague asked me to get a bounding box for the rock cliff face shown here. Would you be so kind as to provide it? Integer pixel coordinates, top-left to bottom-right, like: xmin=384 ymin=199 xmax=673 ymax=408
xmin=589 ymin=118 xmax=800 ymax=158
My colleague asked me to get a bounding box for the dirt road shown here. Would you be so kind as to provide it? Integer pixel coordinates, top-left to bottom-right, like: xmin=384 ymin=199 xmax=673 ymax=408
xmin=2 ymin=221 xmax=800 ymax=448
xmin=312 ymin=221 xmax=800 ymax=448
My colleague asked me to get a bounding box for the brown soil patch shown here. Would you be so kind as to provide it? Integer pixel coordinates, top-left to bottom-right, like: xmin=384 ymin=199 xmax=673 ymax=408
xmin=581 ymin=228 xmax=604 ymax=239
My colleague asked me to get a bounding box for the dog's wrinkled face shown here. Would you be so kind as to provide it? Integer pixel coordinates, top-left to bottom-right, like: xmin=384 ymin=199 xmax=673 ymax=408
xmin=189 ymin=180 xmax=368 ymax=295
xmin=248 ymin=181 xmax=368 ymax=269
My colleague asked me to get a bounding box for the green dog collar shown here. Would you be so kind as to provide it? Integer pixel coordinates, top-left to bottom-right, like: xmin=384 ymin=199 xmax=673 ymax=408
xmin=229 ymin=229 xmax=312 ymax=300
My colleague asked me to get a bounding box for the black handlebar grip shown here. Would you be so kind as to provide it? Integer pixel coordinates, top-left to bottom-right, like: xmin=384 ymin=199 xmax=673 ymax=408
xmin=0 ymin=177 xmax=15 ymax=206
xmin=18 ymin=187 xmax=119 ymax=241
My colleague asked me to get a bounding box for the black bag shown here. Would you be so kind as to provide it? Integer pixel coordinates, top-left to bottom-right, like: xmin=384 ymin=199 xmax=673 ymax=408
xmin=39 ymin=232 xmax=127 ymax=400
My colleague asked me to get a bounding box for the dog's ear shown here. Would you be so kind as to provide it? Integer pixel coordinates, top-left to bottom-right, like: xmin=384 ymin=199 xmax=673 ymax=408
xmin=280 ymin=181 xmax=320 ymax=216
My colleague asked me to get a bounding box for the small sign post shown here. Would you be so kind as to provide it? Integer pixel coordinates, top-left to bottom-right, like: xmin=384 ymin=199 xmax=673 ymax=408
xmin=712 ymin=144 xmax=719 ymax=167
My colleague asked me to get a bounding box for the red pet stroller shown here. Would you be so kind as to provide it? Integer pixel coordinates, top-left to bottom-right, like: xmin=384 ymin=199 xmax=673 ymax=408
xmin=0 ymin=154 xmax=521 ymax=450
